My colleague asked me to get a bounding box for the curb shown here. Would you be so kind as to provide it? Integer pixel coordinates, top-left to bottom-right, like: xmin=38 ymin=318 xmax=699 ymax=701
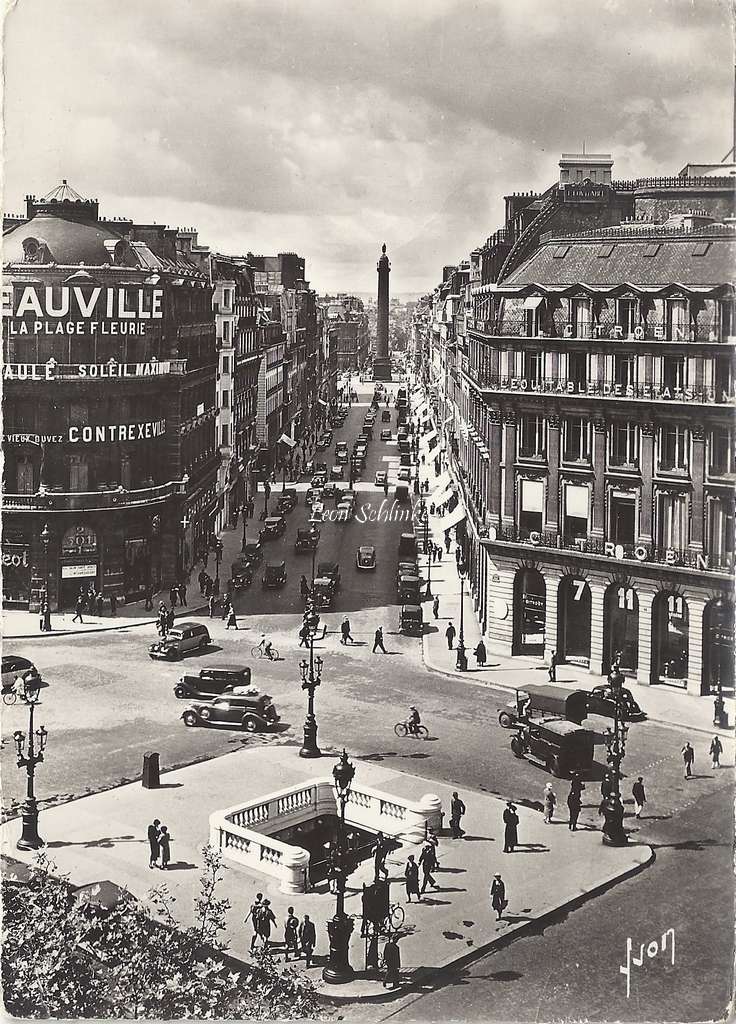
xmin=3 ymin=604 xmax=211 ymax=641
xmin=317 ymin=842 xmax=656 ymax=1005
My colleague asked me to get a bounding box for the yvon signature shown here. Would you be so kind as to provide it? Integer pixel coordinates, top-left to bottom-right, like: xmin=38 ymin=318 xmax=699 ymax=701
xmin=620 ymin=929 xmax=675 ymax=998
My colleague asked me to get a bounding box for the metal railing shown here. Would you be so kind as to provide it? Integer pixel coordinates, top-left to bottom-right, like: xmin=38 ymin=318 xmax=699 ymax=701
xmin=472 ymin=373 xmax=734 ymax=405
xmin=3 ymin=359 xmax=188 ymax=381
xmin=468 ymin=315 xmax=730 ymax=344
xmin=4 ymin=479 xmax=187 ymax=512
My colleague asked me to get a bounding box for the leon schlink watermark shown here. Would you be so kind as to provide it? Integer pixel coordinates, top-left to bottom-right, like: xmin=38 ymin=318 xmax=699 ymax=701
xmin=620 ymin=928 xmax=675 ymax=998
xmin=317 ymin=498 xmax=416 ymax=525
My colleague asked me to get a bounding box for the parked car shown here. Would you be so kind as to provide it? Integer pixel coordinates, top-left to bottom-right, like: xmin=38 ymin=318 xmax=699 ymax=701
xmin=295 ymin=527 xmax=320 ymax=552
xmin=260 ymin=515 xmax=287 ymax=541
xmin=318 ymin=560 xmax=341 ymax=589
xmin=375 ymin=470 xmax=388 ymax=486
xmin=587 ymin=683 xmax=647 ymax=722
xmin=311 ymin=472 xmax=328 ymax=488
xmin=336 ymin=444 xmax=349 ymax=464
xmin=398 ymin=533 xmax=418 ymax=559
xmin=262 ymin=560 xmax=287 ymax=588
xmin=149 ymin=622 xmax=211 ymax=660
xmin=395 ymin=483 xmax=410 ymax=503
xmin=337 ymin=499 xmax=354 ymax=521
xmin=381 ymin=410 xmax=391 ymax=423
xmin=397 ymin=574 xmax=421 ymax=604
xmin=315 ymin=461 xmax=329 ymax=474
xmin=356 ymin=545 xmax=377 ymax=570
xmin=399 ymin=604 xmax=424 ymax=636
xmin=174 ymin=664 xmax=252 ymax=701
xmin=321 ymin=481 xmax=341 ymax=500
xmin=380 ymin=429 xmax=392 ymax=441
xmin=396 ymin=559 xmax=418 ymax=585
xmin=330 ymin=465 xmax=345 ymax=480
xmin=397 ymin=467 xmax=411 ymax=482
xmin=239 ymin=541 xmax=263 ymax=567
xmin=305 ymin=486 xmax=322 ymax=507
xmin=321 ymin=430 xmax=333 ymax=445
xmin=310 ymin=501 xmax=325 ymax=522
xmin=316 ymin=435 xmax=330 ymax=450
xmin=2 ymin=655 xmax=41 ymax=695
xmin=275 ymin=488 xmax=298 ymax=513
xmin=181 ymin=691 xmax=280 ymax=732
xmin=364 ymin=413 xmax=375 ymax=426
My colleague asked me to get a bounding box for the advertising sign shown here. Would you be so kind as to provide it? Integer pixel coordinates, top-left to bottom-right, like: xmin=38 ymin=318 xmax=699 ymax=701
xmin=61 ymin=564 xmax=98 ymax=579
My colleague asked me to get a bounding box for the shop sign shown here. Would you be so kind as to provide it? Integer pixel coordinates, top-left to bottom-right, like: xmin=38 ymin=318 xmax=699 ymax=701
xmin=61 ymin=564 xmax=97 ymax=579
xmin=2 ymin=546 xmax=29 ymax=568
xmin=3 ymin=361 xmax=175 ymax=381
xmin=2 ymin=285 xmax=163 ymax=339
xmin=61 ymin=526 xmax=98 ymax=556
xmin=522 ymin=594 xmax=544 ymax=611
xmin=4 ymin=420 xmax=166 ymax=445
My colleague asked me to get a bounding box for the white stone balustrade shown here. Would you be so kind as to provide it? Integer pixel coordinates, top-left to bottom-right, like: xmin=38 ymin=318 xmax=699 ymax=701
xmin=209 ymin=777 xmax=443 ymax=893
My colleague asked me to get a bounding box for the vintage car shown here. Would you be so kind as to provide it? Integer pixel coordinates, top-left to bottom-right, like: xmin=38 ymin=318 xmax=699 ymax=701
xmin=321 ymin=481 xmax=343 ymax=501
xmin=398 ymin=532 xmax=418 ymax=559
xmin=230 ymin=559 xmax=254 ymax=590
xmin=2 ymin=655 xmax=41 ymax=695
xmin=311 ymin=471 xmax=328 ymax=488
xmin=181 ymin=691 xmax=280 ymax=732
xmin=397 ymin=573 xmax=421 ymax=604
xmin=399 ymin=604 xmax=424 ymax=636
xmin=356 ymin=545 xmax=377 ymax=570
xmin=174 ymin=664 xmax=252 ymax=701
xmin=396 ymin=559 xmax=418 ymax=585
xmin=259 ymin=515 xmax=287 ymax=541
xmin=397 ymin=466 xmax=411 ymax=482
xmin=375 ymin=470 xmax=388 ymax=486
xmin=275 ymin=488 xmax=298 ymax=514
xmin=330 ymin=465 xmax=345 ymax=480
xmin=262 ymin=560 xmax=287 ymax=588
xmin=316 ymin=434 xmax=331 ymax=450
xmin=381 ymin=410 xmax=391 ymax=423
xmin=587 ymin=683 xmax=647 ymax=722
xmin=498 ymin=686 xmax=590 ymax=730
xmin=310 ymin=501 xmax=325 ymax=522
xmin=315 ymin=461 xmax=329 ymax=474
xmin=336 ymin=499 xmax=354 ymax=521
xmin=510 ymin=718 xmax=595 ymax=778
xmin=149 ymin=622 xmax=211 ymax=660
xmin=311 ymin=576 xmax=336 ymax=609
xmin=336 ymin=443 xmax=349 ymax=464
xmin=395 ymin=484 xmax=410 ymax=503
xmin=295 ymin=527 xmax=320 ymax=552
xmin=239 ymin=541 xmax=263 ymax=567
xmin=318 ymin=561 xmax=341 ymax=590
xmin=380 ymin=429 xmax=392 ymax=441
xmin=305 ymin=486 xmax=323 ymax=508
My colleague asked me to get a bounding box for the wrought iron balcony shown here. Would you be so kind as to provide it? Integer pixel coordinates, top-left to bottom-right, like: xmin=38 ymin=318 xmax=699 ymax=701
xmin=468 ymin=315 xmax=731 ymax=345
xmin=4 ymin=479 xmax=187 ymax=512
xmin=470 ymin=372 xmax=734 ymax=405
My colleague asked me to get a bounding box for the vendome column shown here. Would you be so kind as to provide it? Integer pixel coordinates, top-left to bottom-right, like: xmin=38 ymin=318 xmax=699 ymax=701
xmin=373 ymin=242 xmax=392 ymax=381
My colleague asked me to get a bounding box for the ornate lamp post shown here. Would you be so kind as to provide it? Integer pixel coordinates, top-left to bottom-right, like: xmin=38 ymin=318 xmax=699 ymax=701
xmin=40 ymin=522 xmax=51 ymax=601
xmin=419 ymin=504 xmax=432 ymax=599
xmin=456 ymin=558 xmax=468 ymax=671
xmin=299 ymin=546 xmax=322 ymax=758
xmin=323 ymin=750 xmax=356 ymax=984
xmin=214 ymin=539 xmax=223 ymax=595
xmin=601 ymin=664 xmax=629 ymax=846
xmin=710 ymin=597 xmax=729 ymax=729
xmin=14 ymin=675 xmax=48 ymax=850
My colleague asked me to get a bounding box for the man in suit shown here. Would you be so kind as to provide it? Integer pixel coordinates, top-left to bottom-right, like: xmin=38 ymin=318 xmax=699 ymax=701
xmin=299 ymin=914 xmax=316 ymax=968
xmin=147 ymin=818 xmax=161 ymax=868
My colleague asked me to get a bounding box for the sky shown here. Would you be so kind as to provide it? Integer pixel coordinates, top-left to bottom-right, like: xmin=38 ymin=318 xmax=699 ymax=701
xmin=3 ymin=0 xmax=733 ymax=294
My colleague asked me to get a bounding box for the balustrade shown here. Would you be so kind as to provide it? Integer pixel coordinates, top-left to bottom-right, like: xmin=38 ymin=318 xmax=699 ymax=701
xmin=472 ymin=374 xmax=733 ymax=405
xmin=469 ymin=315 xmax=729 ymax=345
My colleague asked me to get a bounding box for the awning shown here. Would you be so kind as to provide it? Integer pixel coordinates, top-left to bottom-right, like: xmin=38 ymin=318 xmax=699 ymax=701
xmin=439 ymin=505 xmax=467 ymax=531
xmin=431 ymin=471 xmax=452 ymax=494
xmin=523 ymin=295 xmax=545 ymax=310
xmin=443 ymin=412 xmax=453 ymax=426
xmin=433 ymin=487 xmax=455 ymax=506
xmin=278 ymin=434 xmax=297 ymax=448
xmin=419 ymin=429 xmax=438 ymax=448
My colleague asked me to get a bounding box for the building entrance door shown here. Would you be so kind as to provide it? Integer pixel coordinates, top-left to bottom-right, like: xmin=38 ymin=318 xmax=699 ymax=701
xmin=558 ymin=576 xmax=591 ymax=666
xmin=603 ymin=584 xmax=639 ymax=675
xmin=651 ymin=592 xmax=689 ymax=687
xmin=513 ymin=568 xmax=545 ymax=656
xmin=610 ymin=496 xmax=636 ymax=546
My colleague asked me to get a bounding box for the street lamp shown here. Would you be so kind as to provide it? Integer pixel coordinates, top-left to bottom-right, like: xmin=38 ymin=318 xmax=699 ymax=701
xmin=601 ymin=664 xmax=629 ymax=846
xmin=419 ymin=504 xmax=432 ymax=599
xmin=214 ymin=539 xmax=223 ymax=595
xmin=323 ymin=749 xmax=356 ymax=984
xmin=299 ymin=546 xmax=322 ymax=758
xmin=456 ymin=558 xmax=468 ymax=671
xmin=40 ymin=522 xmax=51 ymax=599
xmin=14 ymin=675 xmax=48 ymax=851
xmin=710 ymin=597 xmax=729 ymax=729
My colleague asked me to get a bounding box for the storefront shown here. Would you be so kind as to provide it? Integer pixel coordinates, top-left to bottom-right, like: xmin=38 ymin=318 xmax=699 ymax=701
xmin=557 ymin=575 xmax=592 ymax=666
xmin=701 ymin=597 xmax=733 ymax=697
xmin=59 ymin=524 xmax=99 ymax=609
xmin=651 ymin=591 xmax=689 ymax=687
xmin=2 ymin=527 xmax=32 ymax=608
xmin=603 ymin=582 xmax=639 ymax=676
xmin=513 ymin=567 xmax=546 ymax=656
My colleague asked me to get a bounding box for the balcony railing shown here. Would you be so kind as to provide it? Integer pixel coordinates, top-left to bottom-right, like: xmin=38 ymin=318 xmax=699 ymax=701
xmin=486 ymin=525 xmax=733 ymax=573
xmin=469 ymin=316 xmax=731 ymax=345
xmin=3 ymin=360 xmax=188 ymax=382
xmin=4 ymin=479 xmax=186 ymax=512
xmin=472 ymin=373 xmax=734 ymax=405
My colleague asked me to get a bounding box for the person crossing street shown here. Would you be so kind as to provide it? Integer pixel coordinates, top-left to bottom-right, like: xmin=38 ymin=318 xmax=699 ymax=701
xmin=341 ymin=616 xmax=354 ymax=645
xmin=373 ymin=627 xmax=387 ymax=653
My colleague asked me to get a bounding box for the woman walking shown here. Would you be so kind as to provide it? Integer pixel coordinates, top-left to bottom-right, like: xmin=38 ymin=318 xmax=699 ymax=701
xmin=543 ymin=783 xmax=557 ymax=824
xmin=490 ymin=873 xmax=507 ymax=921
xmin=158 ymin=824 xmax=171 ymax=870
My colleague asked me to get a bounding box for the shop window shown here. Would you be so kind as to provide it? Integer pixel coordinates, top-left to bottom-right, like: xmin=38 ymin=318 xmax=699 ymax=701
xmin=707 ymin=497 xmax=735 ymax=568
xmin=610 ymin=421 xmax=638 ymax=467
xmin=519 ymin=478 xmax=544 ymax=537
xmin=709 ymin=428 xmax=733 ymax=476
xmin=563 ymin=417 xmax=590 ymax=462
xmin=656 ymin=492 xmax=689 ymax=550
xmin=563 ymin=484 xmax=589 ymax=543
xmin=15 ymin=459 xmax=34 ymax=494
xmin=657 ymin=425 xmax=688 ymax=472
xmin=519 ymin=415 xmax=545 ymax=459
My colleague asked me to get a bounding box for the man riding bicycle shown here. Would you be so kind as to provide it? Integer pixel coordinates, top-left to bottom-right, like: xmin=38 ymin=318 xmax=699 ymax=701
xmin=407 ymin=706 xmax=421 ymax=736
xmin=259 ymin=634 xmax=275 ymax=660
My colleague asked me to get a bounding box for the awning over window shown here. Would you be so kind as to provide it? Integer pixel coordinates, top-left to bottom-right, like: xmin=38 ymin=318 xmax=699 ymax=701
xmin=521 ymin=479 xmax=544 ymax=513
xmin=431 ymin=471 xmax=452 ymax=495
xmin=278 ymin=434 xmax=297 ymax=448
xmin=419 ymin=429 xmax=438 ymax=448
xmin=433 ymin=487 xmax=455 ymax=506
xmin=440 ymin=505 xmax=467 ymax=531
xmin=523 ymin=295 xmax=545 ymax=310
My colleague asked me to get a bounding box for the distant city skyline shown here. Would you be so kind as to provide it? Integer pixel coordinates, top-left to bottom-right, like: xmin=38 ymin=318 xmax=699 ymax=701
xmin=4 ymin=0 xmax=732 ymax=292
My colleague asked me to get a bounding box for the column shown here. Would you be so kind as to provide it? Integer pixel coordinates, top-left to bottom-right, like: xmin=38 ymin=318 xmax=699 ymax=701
xmin=687 ymin=595 xmax=705 ymax=696
xmin=543 ymin=569 xmax=562 ymax=666
xmin=488 ymin=411 xmax=502 ymax=523
xmin=589 ymin=575 xmax=606 ymax=676
xmin=639 ymin=422 xmax=654 ymax=543
xmin=502 ymin=412 xmax=516 ymax=527
xmin=545 ymin=414 xmax=560 ymax=532
xmin=636 ymin=588 xmax=655 ymax=686
xmin=591 ymin=418 xmax=606 ymax=538
xmin=689 ymin=423 xmax=705 ymax=551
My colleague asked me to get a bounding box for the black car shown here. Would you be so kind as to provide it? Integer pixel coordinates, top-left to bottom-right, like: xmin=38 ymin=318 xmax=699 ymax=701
xmin=230 ymin=560 xmax=254 ymax=590
xmin=587 ymin=684 xmax=647 ymax=722
xmin=276 ymin=489 xmax=298 ymax=514
xmin=181 ymin=691 xmax=280 ymax=732
xmin=240 ymin=541 xmax=263 ymax=567
xmin=262 ymin=560 xmax=287 ymax=588
xmin=174 ymin=664 xmax=252 ymax=701
xmin=259 ymin=515 xmax=287 ymax=540
xmin=295 ymin=527 xmax=320 ymax=552
xmin=2 ymin=655 xmax=41 ymax=694
xmin=318 ymin=560 xmax=341 ymax=589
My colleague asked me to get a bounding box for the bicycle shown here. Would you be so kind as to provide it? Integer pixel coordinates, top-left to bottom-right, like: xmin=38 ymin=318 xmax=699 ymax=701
xmin=381 ymin=902 xmax=405 ymax=933
xmin=394 ymin=721 xmax=429 ymax=740
xmin=250 ymin=644 xmax=280 ymax=661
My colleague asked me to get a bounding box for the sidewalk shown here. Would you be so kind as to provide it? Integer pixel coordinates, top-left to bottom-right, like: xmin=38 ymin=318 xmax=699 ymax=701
xmin=413 ymin=442 xmax=735 ymax=738
xmin=1 ymin=746 xmax=650 ymax=1002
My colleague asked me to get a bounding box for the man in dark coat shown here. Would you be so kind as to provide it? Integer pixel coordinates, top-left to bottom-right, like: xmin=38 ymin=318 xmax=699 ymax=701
xmin=632 ymin=776 xmax=647 ymax=818
xmin=169 ymin=585 xmax=178 ymax=608
xmin=147 ymin=818 xmax=161 ymax=868
xmin=418 ymin=843 xmax=439 ymax=893
xmin=502 ymin=801 xmax=519 ymax=852
xmin=567 ymin=784 xmax=582 ymax=831
xmin=445 ymin=622 xmax=456 ymax=650
xmin=299 ymin=914 xmax=316 ymax=967
xmin=382 ymin=936 xmax=401 ymax=988
xmin=372 ymin=831 xmax=389 ymax=881
xmin=490 ymin=873 xmax=506 ymax=920
xmin=450 ymin=791 xmax=466 ymax=838
xmin=404 ymin=854 xmax=420 ymax=902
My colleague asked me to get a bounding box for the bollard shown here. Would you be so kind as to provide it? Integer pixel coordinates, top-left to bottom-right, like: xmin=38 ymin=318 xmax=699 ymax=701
xmin=142 ymin=751 xmax=160 ymax=789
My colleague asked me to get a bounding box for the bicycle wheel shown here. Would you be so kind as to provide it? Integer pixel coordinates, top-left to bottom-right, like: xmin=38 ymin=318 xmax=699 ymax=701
xmin=389 ymin=904 xmax=405 ymax=930
xmin=250 ymin=646 xmax=262 ymax=659
xmin=270 ymin=648 xmax=280 ymax=662
xmin=416 ymin=725 xmax=429 ymax=740
xmin=2 ymin=691 xmax=17 ymax=706
xmin=394 ymin=722 xmax=408 ymax=738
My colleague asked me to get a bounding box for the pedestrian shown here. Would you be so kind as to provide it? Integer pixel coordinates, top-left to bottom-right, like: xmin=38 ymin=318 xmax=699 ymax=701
xmin=436 ymin=543 xmax=443 ymax=563
xmin=208 ymin=593 xmax=216 ymax=618
xmin=450 ymin=790 xmax=466 ymax=839
xmin=158 ymin=824 xmax=171 ymax=869
xmin=404 ymin=854 xmax=420 ymax=903
xmin=502 ymin=800 xmax=519 ymax=853
xmin=341 ymin=616 xmax=354 ymax=645
xmin=144 ymin=583 xmax=154 ymax=611
xmin=299 ymin=622 xmax=311 ymax=647
xmin=284 ymin=907 xmax=299 ymax=962
xmin=444 ymin=531 xmax=451 ymax=553
xmin=179 ymin=582 xmax=187 ymax=607
xmin=490 ymin=873 xmax=507 ymax=921
xmin=383 ymin=479 xmax=389 ymax=497
xmin=72 ymin=594 xmax=84 ymax=624
xmin=109 ymin=592 xmax=117 ymax=616
xmin=42 ymin=598 xmax=52 ymax=632
xmin=372 ymin=831 xmax=389 ymax=880
xmin=632 ymin=776 xmax=646 ymax=818
xmin=681 ymin=741 xmax=695 ymax=778
xmin=543 ymin=782 xmax=556 ymax=823
xmin=445 ymin=621 xmax=456 ymax=650
xmin=567 ymin=783 xmax=582 ymax=831
xmin=169 ymin=585 xmax=178 ymax=608
xmin=256 ymin=899 xmax=276 ymax=950
xmin=548 ymin=650 xmax=558 ymax=682
xmin=147 ymin=818 xmax=161 ymax=868
xmin=299 ymin=914 xmax=316 ymax=967
xmin=419 ymin=842 xmax=439 ymax=893
xmin=473 ymin=639 xmax=487 ymax=667
xmin=373 ymin=627 xmax=387 ymax=653
xmin=244 ymin=893 xmax=264 ymax=951
xmin=167 ymin=605 xmax=175 ymax=631
xmin=382 ymin=935 xmax=401 ymax=989
xmin=226 ymin=606 xmax=238 ymax=630
xmin=198 ymin=570 xmax=207 ymax=594
xmin=710 ymin=734 xmax=723 ymax=768
xmin=38 ymin=600 xmax=47 ymax=632
xmin=432 ymin=595 xmax=440 ymax=619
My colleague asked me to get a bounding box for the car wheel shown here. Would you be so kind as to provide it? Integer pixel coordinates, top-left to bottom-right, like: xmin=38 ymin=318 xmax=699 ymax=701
xmin=174 ymin=685 xmax=186 ymax=699
xmin=183 ymin=711 xmax=198 ymax=727
xmin=242 ymin=715 xmax=258 ymax=732
xmin=199 ymin=638 xmax=208 ymax=650
xmin=498 ymin=711 xmax=513 ymax=729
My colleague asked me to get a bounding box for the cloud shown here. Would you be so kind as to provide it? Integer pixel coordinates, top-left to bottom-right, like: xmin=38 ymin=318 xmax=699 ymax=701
xmin=4 ymin=0 xmax=732 ymax=292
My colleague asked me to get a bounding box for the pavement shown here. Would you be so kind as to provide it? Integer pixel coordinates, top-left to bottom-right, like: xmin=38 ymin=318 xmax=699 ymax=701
xmin=1 ymin=745 xmax=651 ymax=1003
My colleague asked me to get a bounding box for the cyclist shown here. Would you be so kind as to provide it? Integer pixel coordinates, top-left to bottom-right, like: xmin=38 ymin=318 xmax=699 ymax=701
xmin=259 ymin=634 xmax=275 ymax=660
xmin=407 ymin=706 xmax=421 ymax=736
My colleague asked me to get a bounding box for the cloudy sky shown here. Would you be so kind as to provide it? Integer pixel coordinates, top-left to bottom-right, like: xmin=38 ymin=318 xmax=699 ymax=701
xmin=4 ymin=0 xmax=733 ymax=293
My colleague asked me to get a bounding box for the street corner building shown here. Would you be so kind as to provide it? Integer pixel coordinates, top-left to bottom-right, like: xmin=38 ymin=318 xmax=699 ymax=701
xmin=2 ymin=183 xmax=219 ymax=612
xmin=417 ymin=155 xmax=735 ymax=702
